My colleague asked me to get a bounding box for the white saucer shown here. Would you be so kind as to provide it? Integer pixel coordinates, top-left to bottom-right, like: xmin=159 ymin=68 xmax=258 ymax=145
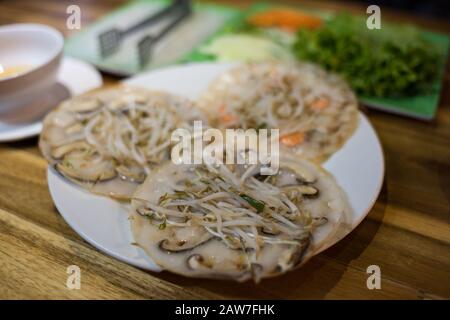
xmin=48 ymin=62 xmax=384 ymax=272
xmin=0 ymin=56 xmax=102 ymax=142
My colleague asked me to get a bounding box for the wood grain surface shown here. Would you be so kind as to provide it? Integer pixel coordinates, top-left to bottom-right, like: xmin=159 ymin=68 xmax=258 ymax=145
xmin=0 ymin=0 xmax=449 ymax=300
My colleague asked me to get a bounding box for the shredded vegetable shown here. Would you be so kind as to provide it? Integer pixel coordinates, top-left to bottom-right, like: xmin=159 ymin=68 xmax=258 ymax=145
xmin=248 ymin=8 xmax=323 ymax=31
xmin=134 ymin=160 xmax=325 ymax=266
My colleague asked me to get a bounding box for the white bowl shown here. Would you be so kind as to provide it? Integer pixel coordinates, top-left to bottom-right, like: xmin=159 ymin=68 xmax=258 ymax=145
xmin=0 ymin=24 xmax=63 ymax=113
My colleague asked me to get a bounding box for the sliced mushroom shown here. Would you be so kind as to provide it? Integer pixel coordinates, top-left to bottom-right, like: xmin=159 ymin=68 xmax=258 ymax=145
xmin=260 ymin=226 xmax=281 ymax=236
xmin=66 ymin=97 xmax=102 ymax=113
xmin=107 ymin=93 xmax=147 ymax=111
xmin=250 ymin=263 xmax=264 ymax=282
xmin=42 ymin=123 xmax=85 ymax=148
xmin=47 ymin=110 xmax=76 ymax=127
xmin=185 ymin=253 xmax=251 ymax=280
xmin=65 ymin=122 xmax=84 ymax=135
xmin=56 ymin=154 xmax=116 ymax=182
xmin=283 ymin=185 xmax=319 ymax=198
xmin=299 ymin=185 xmax=319 ymax=196
xmin=158 ymin=230 xmax=213 ymax=253
xmin=275 ymin=167 xmax=315 ymax=187
xmin=186 ymin=254 xmax=207 ymax=270
xmin=276 ymin=237 xmax=310 ymax=273
xmin=312 ymin=216 xmax=328 ymax=227
xmin=51 ymin=141 xmax=92 ymax=159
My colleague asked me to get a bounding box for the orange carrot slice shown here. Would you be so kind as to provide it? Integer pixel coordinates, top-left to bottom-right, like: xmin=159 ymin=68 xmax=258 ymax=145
xmin=218 ymin=105 xmax=226 ymax=114
xmin=248 ymin=8 xmax=322 ymax=31
xmin=280 ymin=131 xmax=305 ymax=147
xmin=311 ymin=97 xmax=330 ymax=111
xmin=222 ymin=114 xmax=237 ymax=124
xmin=218 ymin=105 xmax=237 ymax=125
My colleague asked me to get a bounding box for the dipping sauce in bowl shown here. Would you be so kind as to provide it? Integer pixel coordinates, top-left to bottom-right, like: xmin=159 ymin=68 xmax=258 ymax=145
xmin=0 ymin=24 xmax=63 ymax=113
xmin=0 ymin=64 xmax=32 ymax=80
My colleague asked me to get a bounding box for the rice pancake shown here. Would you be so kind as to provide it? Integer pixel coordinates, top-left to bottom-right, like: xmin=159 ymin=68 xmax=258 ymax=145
xmin=39 ymin=85 xmax=206 ymax=200
xmin=130 ymin=155 xmax=351 ymax=282
xmin=198 ymin=62 xmax=359 ymax=162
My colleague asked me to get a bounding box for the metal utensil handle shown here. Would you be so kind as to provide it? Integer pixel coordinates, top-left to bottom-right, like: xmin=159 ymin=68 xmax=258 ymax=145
xmin=124 ymin=0 xmax=190 ymax=36
xmin=153 ymin=3 xmax=191 ymax=41
xmin=137 ymin=4 xmax=191 ymax=68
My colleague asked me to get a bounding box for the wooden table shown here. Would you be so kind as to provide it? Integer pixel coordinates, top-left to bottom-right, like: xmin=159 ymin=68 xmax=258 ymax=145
xmin=0 ymin=0 xmax=449 ymax=300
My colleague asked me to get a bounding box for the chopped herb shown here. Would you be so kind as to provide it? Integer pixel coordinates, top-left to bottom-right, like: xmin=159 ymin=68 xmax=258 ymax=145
xmin=174 ymin=190 xmax=188 ymax=197
xmin=194 ymin=170 xmax=203 ymax=179
xmin=158 ymin=218 xmax=167 ymax=230
xmin=240 ymin=194 xmax=265 ymax=213
xmin=143 ymin=212 xmax=154 ymax=220
xmin=62 ymin=159 xmax=73 ymax=168
xmin=293 ymin=13 xmax=445 ymax=97
xmin=158 ymin=193 xmax=169 ymax=205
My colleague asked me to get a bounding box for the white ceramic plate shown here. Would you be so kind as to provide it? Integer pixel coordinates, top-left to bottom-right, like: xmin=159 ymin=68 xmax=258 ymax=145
xmin=0 ymin=56 xmax=102 ymax=142
xmin=48 ymin=62 xmax=384 ymax=272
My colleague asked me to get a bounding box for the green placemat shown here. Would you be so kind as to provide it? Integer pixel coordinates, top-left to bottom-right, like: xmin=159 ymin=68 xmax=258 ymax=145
xmin=359 ymin=30 xmax=449 ymax=120
xmin=65 ymin=0 xmax=239 ymax=75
